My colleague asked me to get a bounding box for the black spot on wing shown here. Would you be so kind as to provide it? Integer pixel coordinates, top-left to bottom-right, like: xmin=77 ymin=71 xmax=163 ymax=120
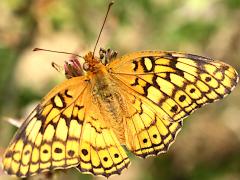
xmin=179 ymin=95 xmax=186 ymax=102
xmin=64 ymin=90 xmax=73 ymax=98
xmin=81 ymin=149 xmax=88 ymax=156
xmin=68 ymin=150 xmax=75 ymax=157
xmin=152 ymin=74 xmax=160 ymax=89
xmin=190 ymin=88 xmax=196 ymax=93
xmin=131 ymin=78 xmax=139 ymax=86
xmin=143 ymin=82 xmax=152 ymax=96
xmin=54 ymin=147 xmax=62 ymax=153
xmin=170 ymin=105 xmax=178 ymax=112
xmin=132 ymin=60 xmax=139 ymax=71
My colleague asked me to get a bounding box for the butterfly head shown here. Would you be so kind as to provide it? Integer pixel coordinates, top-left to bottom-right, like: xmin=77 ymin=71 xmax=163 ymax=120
xmin=82 ymin=51 xmax=101 ymax=72
xmin=63 ymin=50 xmax=113 ymax=79
xmin=63 ymin=48 xmax=118 ymax=79
xmin=64 ymin=51 xmax=100 ymax=78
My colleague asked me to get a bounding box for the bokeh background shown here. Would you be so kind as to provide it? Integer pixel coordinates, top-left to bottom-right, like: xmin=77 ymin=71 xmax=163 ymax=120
xmin=0 ymin=0 xmax=240 ymax=180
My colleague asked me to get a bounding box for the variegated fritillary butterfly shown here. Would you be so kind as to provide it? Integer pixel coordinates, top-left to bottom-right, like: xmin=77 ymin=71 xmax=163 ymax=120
xmin=2 ymin=1 xmax=239 ymax=178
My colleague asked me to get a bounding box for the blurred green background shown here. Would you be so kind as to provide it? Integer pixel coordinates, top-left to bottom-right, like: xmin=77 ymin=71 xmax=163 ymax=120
xmin=0 ymin=0 xmax=240 ymax=180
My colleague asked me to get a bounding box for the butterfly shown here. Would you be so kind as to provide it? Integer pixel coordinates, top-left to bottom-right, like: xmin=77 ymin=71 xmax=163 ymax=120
xmin=2 ymin=1 xmax=239 ymax=178
xmin=2 ymin=47 xmax=239 ymax=178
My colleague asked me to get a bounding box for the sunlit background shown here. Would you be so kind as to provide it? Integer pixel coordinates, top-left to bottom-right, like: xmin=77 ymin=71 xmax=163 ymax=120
xmin=0 ymin=0 xmax=240 ymax=180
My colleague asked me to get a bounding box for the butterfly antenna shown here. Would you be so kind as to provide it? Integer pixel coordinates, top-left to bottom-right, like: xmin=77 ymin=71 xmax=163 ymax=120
xmin=33 ymin=48 xmax=84 ymax=59
xmin=93 ymin=1 xmax=114 ymax=57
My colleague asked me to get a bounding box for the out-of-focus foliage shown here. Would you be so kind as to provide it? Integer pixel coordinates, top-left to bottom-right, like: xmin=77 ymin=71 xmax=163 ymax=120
xmin=0 ymin=0 xmax=240 ymax=180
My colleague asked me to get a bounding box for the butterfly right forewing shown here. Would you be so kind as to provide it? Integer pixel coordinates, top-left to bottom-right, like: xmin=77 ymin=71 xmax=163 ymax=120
xmin=109 ymin=51 xmax=239 ymax=122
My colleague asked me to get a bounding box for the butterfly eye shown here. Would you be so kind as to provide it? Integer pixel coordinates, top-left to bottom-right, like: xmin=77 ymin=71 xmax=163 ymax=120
xmin=83 ymin=62 xmax=90 ymax=71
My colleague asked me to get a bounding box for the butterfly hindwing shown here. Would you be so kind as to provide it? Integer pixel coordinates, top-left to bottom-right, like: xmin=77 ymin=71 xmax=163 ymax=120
xmin=76 ymin=91 xmax=130 ymax=177
xmin=109 ymin=51 xmax=239 ymax=122
xmin=120 ymin=88 xmax=183 ymax=158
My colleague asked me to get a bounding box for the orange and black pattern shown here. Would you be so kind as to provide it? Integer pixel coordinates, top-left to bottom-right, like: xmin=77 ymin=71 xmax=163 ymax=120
xmin=3 ymin=50 xmax=238 ymax=178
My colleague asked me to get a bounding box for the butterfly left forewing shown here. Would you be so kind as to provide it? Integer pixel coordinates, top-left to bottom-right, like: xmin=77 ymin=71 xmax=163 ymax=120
xmin=109 ymin=51 xmax=239 ymax=122
xmin=3 ymin=75 xmax=130 ymax=178
xmin=3 ymin=76 xmax=89 ymax=177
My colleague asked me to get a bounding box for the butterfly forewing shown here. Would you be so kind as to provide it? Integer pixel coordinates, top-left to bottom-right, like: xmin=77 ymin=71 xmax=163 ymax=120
xmin=109 ymin=51 xmax=239 ymax=122
xmin=3 ymin=76 xmax=130 ymax=178
xmin=3 ymin=77 xmax=88 ymax=177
